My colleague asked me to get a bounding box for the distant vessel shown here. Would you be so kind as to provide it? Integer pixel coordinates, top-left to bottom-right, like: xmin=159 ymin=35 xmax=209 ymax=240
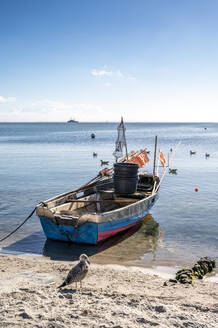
xmin=67 ymin=118 xmax=79 ymax=123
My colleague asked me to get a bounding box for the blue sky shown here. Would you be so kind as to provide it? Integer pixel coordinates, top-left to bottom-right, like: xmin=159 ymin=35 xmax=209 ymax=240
xmin=1 ymin=0 xmax=218 ymax=122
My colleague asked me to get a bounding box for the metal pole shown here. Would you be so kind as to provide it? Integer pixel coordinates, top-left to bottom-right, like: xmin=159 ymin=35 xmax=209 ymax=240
xmin=156 ymin=148 xmax=160 ymax=177
xmin=153 ymin=135 xmax=157 ymax=176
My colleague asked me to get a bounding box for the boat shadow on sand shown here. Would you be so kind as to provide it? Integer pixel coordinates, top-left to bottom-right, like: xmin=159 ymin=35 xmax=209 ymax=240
xmin=1 ymin=214 xmax=161 ymax=263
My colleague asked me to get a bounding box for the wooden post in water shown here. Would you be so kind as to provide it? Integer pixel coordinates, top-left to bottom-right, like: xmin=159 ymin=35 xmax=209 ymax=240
xmin=153 ymin=136 xmax=157 ymax=176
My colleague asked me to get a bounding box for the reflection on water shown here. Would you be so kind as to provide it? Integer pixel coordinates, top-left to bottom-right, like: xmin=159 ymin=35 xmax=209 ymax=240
xmin=1 ymin=214 xmax=162 ymax=266
xmin=91 ymin=214 xmax=162 ymax=266
xmin=42 ymin=221 xmax=143 ymax=261
xmin=4 ymin=214 xmax=213 ymax=270
xmin=42 ymin=214 xmax=162 ymax=264
xmin=140 ymin=216 xmax=164 ymax=261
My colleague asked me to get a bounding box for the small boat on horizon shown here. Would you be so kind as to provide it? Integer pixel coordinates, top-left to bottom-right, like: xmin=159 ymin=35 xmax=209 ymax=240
xmin=67 ymin=118 xmax=79 ymax=123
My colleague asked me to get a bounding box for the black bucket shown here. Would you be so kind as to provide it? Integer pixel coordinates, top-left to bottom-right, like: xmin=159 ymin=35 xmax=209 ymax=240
xmin=113 ymin=163 xmax=139 ymax=194
xmin=114 ymin=163 xmax=139 ymax=177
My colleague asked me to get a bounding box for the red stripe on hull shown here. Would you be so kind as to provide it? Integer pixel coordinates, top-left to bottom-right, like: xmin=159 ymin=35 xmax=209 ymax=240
xmin=97 ymin=219 xmax=142 ymax=243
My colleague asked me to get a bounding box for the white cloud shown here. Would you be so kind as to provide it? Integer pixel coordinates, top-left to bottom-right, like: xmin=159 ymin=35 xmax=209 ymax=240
xmin=29 ymin=100 xmax=73 ymax=112
xmin=0 ymin=96 xmax=16 ymax=103
xmin=91 ymin=68 xmax=125 ymax=78
xmin=91 ymin=68 xmax=137 ymax=82
xmin=91 ymin=69 xmax=113 ymax=77
xmin=4 ymin=99 xmax=105 ymax=122
xmin=116 ymin=70 xmax=123 ymax=78
xmin=29 ymin=100 xmax=103 ymax=113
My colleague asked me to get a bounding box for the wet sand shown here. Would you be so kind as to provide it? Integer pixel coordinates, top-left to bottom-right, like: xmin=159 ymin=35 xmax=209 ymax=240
xmin=0 ymin=253 xmax=217 ymax=328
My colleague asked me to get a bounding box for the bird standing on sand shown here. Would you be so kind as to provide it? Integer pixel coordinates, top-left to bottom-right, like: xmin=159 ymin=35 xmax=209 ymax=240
xmin=58 ymin=254 xmax=90 ymax=289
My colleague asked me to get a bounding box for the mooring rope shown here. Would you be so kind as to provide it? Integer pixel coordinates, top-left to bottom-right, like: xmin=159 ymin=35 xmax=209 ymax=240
xmin=0 ymin=207 xmax=36 ymax=243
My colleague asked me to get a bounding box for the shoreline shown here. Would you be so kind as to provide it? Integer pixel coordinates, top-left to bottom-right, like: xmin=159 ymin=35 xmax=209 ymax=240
xmin=1 ymin=248 xmax=218 ymax=281
xmin=0 ymin=253 xmax=217 ymax=327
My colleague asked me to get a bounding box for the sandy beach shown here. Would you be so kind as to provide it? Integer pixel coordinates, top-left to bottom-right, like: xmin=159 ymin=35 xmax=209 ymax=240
xmin=0 ymin=253 xmax=217 ymax=328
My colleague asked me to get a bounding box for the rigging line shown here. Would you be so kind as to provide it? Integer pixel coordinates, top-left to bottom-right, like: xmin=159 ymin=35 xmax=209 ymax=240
xmin=0 ymin=207 xmax=36 ymax=243
xmin=155 ymin=140 xmax=182 ymax=192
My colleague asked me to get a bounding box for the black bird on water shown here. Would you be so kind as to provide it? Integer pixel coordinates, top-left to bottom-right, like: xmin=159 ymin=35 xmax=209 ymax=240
xmin=169 ymin=168 xmax=178 ymax=174
xmin=100 ymin=160 xmax=109 ymax=166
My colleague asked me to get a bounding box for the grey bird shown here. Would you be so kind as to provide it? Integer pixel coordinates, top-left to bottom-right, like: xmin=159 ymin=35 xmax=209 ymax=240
xmin=169 ymin=168 xmax=178 ymax=174
xmin=58 ymin=254 xmax=90 ymax=289
xmin=100 ymin=160 xmax=109 ymax=166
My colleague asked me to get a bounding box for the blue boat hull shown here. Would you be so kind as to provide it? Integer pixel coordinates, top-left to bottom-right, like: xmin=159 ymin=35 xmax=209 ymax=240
xmin=39 ymin=194 xmax=158 ymax=245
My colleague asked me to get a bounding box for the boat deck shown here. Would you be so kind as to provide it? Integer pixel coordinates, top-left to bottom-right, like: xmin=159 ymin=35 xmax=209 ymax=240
xmin=52 ymin=189 xmax=152 ymax=218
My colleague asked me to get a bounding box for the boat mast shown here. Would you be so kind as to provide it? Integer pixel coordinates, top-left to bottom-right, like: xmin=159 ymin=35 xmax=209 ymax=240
xmin=121 ymin=117 xmax=128 ymax=161
xmin=153 ymin=135 xmax=157 ymax=176
xmin=113 ymin=117 xmax=128 ymax=163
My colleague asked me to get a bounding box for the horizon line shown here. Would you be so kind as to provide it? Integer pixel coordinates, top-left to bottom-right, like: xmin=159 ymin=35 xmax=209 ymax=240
xmin=0 ymin=121 xmax=216 ymax=124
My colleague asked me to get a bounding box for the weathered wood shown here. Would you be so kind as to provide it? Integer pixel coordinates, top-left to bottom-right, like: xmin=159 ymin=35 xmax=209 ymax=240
xmin=70 ymin=199 xmax=137 ymax=204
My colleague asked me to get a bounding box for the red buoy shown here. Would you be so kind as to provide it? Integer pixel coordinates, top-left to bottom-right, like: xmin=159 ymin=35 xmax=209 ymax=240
xmin=195 ymin=188 xmax=198 ymax=192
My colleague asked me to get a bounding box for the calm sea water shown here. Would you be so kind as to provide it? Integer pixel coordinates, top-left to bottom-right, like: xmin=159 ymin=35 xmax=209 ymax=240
xmin=0 ymin=122 xmax=217 ymax=271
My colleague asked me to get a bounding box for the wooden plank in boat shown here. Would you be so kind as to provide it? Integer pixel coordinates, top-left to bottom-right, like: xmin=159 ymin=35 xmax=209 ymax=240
xmin=69 ymin=199 xmax=137 ymax=204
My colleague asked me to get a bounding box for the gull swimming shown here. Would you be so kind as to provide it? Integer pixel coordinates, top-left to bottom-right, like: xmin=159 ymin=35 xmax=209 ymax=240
xmin=58 ymin=254 xmax=90 ymax=289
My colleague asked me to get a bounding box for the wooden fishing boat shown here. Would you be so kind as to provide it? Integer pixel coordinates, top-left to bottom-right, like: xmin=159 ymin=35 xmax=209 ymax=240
xmin=36 ymin=170 xmax=159 ymax=245
xmin=36 ymin=119 xmax=164 ymax=245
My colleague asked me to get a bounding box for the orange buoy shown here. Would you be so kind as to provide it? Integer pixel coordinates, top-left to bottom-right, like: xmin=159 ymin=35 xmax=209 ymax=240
xmin=195 ymin=188 xmax=198 ymax=192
